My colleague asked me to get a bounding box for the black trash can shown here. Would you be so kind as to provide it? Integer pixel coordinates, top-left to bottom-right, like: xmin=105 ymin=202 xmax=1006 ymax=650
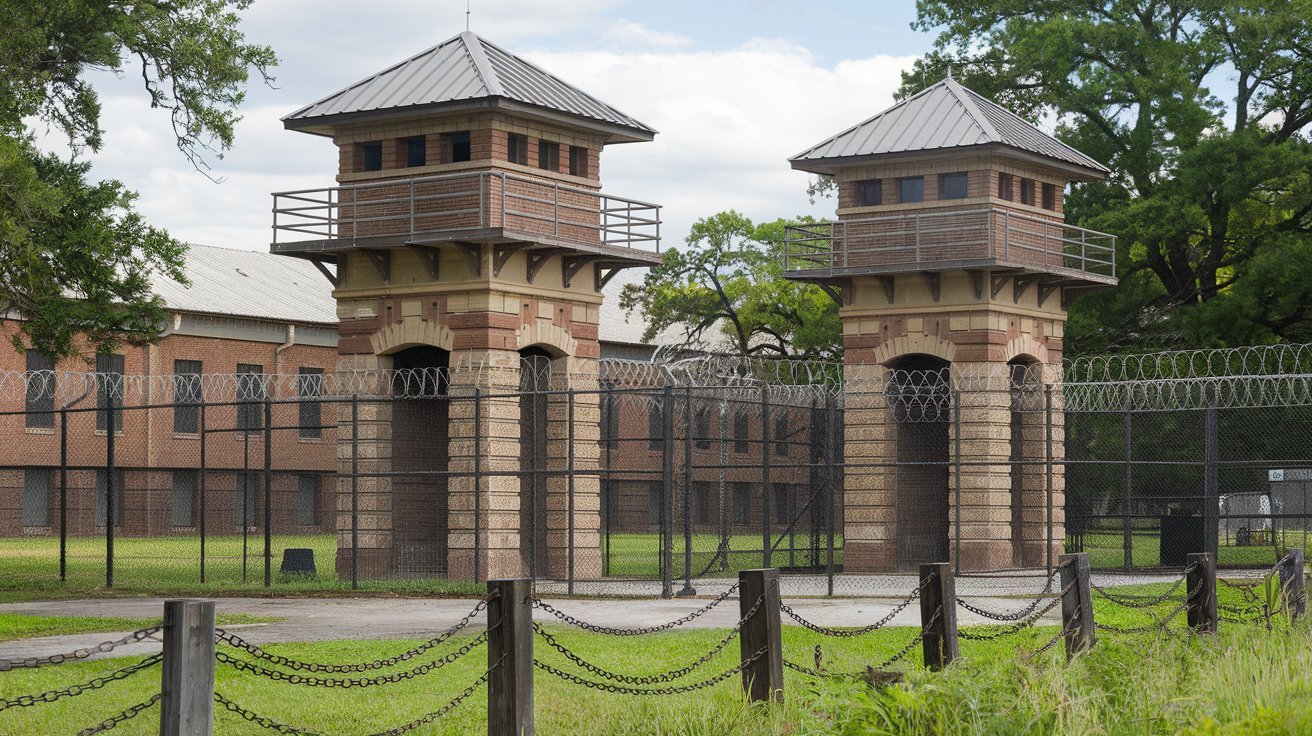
xmin=280 ymin=548 xmax=317 ymax=577
xmin=1158 ymin=514 xmax=1203 ymax=567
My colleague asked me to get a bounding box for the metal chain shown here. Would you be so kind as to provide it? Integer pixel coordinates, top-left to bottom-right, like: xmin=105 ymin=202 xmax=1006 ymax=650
xmin=215 ymin=631 xmax=486 ymax=688
xmin=783 ymin=606 xmax=941 ymax=678
xmin=533 ymin=644 xmax=767 ymax=696
xmin=958 ymin=594 xmax=1065 ymax=641
xmin=531 ymin=582 xmax=740 ymax=636
xmin=0 ymin=626 xmax=162 ymax=672
xmin=215 ymin=598 xmax=490 ymax=673
xmin=1 ymin=654 xmax=162 ymax=711
xmin=1090 ymin=575 xmax=1187 ymax=609
xmin=75 ymin=692 xmax=162 ymax=736
xmin=213 ymin=658 xmax=496 ymax=736
xmin=780 ymin=578 xmax=928 ymax=637
xmin=531 ymin=592 xmax=765 ymax=685
xmin=957 ymin=595 xmax=1046 ymax=622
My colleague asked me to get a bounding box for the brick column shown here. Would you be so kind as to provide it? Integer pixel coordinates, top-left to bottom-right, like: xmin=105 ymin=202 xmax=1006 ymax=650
xmin=951 ymin=363 xmax=1015 ymax=571
xmin=333 ymin=353 xmax=394 ymax=579
xmin=543 ymin=356 xmax=602 ymax=580
xmin=840 ymin=364 xmax=897 ymax=571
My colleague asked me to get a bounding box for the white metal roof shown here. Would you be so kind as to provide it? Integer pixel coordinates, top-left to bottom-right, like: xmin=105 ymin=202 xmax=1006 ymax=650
xmin=152 ymin=244 xmax=338 ymax=326
xmin=284 ymin=31 xmax=654 ymax=139
xmin=791 ymin=74 xmax=1109 ymax=175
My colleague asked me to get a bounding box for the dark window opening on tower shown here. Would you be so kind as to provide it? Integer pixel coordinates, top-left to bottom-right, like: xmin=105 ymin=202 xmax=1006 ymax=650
xmin=998 ymin=173 xmax=1013 ymax=200
xmin=360 ymin=142 xmax=382 ymax=172
xmin=538 ymin=141 xmax=559 ymax=171
xmin=508 ymin=133 xmax=528 ymax=165
xmin=856 ymin=179 xmax=882 ymax=207
xmin=899 ymin=176 xmax=924 ymax=203
xmin=405 ymin=137 xmax=426 ymax=167
xmin=1042 ymin=182 xmax=1056 ymax=210
xmin=1020 ymin=178 xmax=1035 ymax=205
xmin=445 ymin=132 xmax=471 ymax=163
xmin=569 ymin=146 xmax=589 ymax=177
xmin=940 ymin=172 xmax=968 ymax=200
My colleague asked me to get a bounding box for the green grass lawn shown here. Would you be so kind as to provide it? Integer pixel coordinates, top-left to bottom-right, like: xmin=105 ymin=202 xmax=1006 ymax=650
xmin=602 ymin=532 xmax=842 ymax=578
xmin=0 ymin=613 xmax=280 ymax=643
xmin=1 ymin=580 xmax=1305 ymax=735
xmin=1077 ymin=529 xmax=1311 ymax=569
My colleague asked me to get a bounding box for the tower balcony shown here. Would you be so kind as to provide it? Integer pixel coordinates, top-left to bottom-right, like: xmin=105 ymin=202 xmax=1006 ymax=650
xmin=271 ymin=170 xmax=662 ymax=265
xmin=781 ymin=207 xmax=1116 ymax=286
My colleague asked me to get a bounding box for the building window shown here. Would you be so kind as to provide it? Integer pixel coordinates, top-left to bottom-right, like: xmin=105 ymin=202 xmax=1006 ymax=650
xmin=95 ymin=353 xmax=124 ymax=432
xmin=405 ymin=137 xmax=426 ymax=167
xmin=297 ymin=474 xmax=319 ymax=526
xmin=538 ymin=140 xmax=559 ymax=171
xmin=359 ymin=142 xmax=383 ymax=172
xmin=856 ymin=179 xmax=882 ymax=207
xmin=507 ymin=133 xmax=528 ymax=165
xmin=95 ymin=470 xmax=124 ymax=528
xmin=899 ymin=176 xmax=924 ymax=203
xmin=23 ymin=469 xmax=52 ymax=527
xmin=733 ymin=482 xmax=750 ymax=525
xmin=998 ymin=173 xmax=1014 ymax=201
xmin=774 ymin=414 xmax=789 ymax=456
xmin=569 ymin=146 xmax=589 ymax=177
xmin=174 ymin=359 xmax=202 ymax=434
xmin=237 ymin=473 xmax=258 ymax=529
xmin=694 ymin=406 xmax=711 ymax=450
xmin=648 ymin=399 xmax=664 ymax=450
xmin=171 ymin=471 xmax=197 ymax=528
xmin=236 ymin=364 xmax=265 ymax=432
xmin=445 ymin=131 xmax=471 ymax=163
xmin=773 ymin=483 xmax=791 ymax=525
xmin=648 ymin=483 xmax=663 ymax=527
xmin=940 ymin=172 xmax=968 ymax=200
xmin=733 ymin=410 xmax=749 ymax=454
xmin=1042 ymin=182 xmax=1056 ymax=210
xmin=25 ymin=352 xmax=55 ymax=429
xmin=298 ymin=368 xmax=323 ymax=439
xmin=1020 ymin=178 xmax=1035 ymax=206
xmin=695 ymin=482 xmax=711 ymax=525
xmin=600 ymin=392 xmax=618 ymax=449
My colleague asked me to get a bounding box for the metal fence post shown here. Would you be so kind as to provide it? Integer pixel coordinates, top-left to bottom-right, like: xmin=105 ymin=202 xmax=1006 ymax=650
xmin=488 ymin=578 xmax=533 ymax=736
xmin=263 ymin=395 xmax=273 ymax=588
xmin=953 ymin=389 xmax=962 ymax=576
xmin=199 ymin=399 xmax=207 ymax=584
xmin=662 ymin=386 xmax=674 ymax=599
xmin=351 ymin=394 xmax=359 ymax=589
xmin=1277 ymin=549 xmax=1306 ymax=620
xmin=761 ymin=387 xmax=772 ymax=570
xmin=1186 ymin=552 xmax=1217 ymax=634
xmin=159 ymin=599 xmax=215 ymax=736
xmin=1045 ymin=385 xmax=1055 ymax=579
xmin=825 ymin=394 xmax=837 ymax=597
xmin=1122 ymin=397 xmax=1133 ymax=572
xmin=602 ymin=383 xmax=612 ymax=578
xmin=739 ymin=568 xmax=783 ymax=703
xmin=474 ymin=388 xmax=483 ymax=584
xmin=106 ymin=391 xmax=116 ymax=590
xmin=567 ymin=389 xmax=576 ymax=595
xmin=59 ymin=407 xmax=68 ymax=583
xmin=679 ymin=386 xmax=695 ymax=597
xmin=919 ymin=562 xmax=958 ymax=670
xmin=1204 ymin=403 xmax=1220 ymax=558
xmin=1058 ymin=552 xmax=1095 ymax=659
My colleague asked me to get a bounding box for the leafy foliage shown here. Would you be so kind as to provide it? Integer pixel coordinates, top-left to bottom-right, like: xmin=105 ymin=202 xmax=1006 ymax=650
xmin=0 ymin=0 xmax=276 ymax=359
xmin=903 ymin=0 xmax=1312 ymax=353
xmin=619 ymin=211 xmax=842 ymax=359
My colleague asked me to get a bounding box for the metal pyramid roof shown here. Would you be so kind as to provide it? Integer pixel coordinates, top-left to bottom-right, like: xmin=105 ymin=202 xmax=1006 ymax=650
xmin=284 ymin=31 xmax=654 ymax=139
xmin=791 ymin=74 xmax=1108 ymax=175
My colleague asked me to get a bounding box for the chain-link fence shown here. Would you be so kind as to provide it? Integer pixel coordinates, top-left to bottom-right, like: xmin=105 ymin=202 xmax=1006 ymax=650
xmin=4 ymin=344 xmax=1312 ymax=596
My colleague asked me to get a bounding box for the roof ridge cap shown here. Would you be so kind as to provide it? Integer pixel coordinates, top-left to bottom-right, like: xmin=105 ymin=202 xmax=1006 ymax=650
xmin=943 ymin=76 xmax=1001 ymax=142
xmin=460 ymin=31 xmax=504 ymax=97
xmin=788 ymin=80 xmax=949 ymax=161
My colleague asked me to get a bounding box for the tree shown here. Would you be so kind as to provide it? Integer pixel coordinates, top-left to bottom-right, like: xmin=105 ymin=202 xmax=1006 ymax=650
xmin=902 ymin=0 xmax=1312 ymax=353
xmin=619 ymin=211 xmax=842 ymax=360
xmin=0 ymin=0 xmax=276 ymax=359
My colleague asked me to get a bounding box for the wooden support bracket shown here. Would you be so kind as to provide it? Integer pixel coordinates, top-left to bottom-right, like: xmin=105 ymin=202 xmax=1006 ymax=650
xmin=563 ymin=255 xmax=599 ymax=288
xmin=923 ymin=272 xmax=941 ymax=303
xmin=493 ymin=244 xmax=525 ymax=278
xmin=967 ymin=270 xmax=984 ymax=300
xmin=876 ymin=275 xmax=896 ymax=305
xmin=408 ymin=246 xmax=440 ymax=281
xmin=527 ymin=250 xmax=554 ymax=284
xmin=818 ymin=283 xmax=842 ymax=306
xmin=362 ymin=249 xmax=391 ymax=285
xmin=990 ymin=273 xmax=1011 ymax=300
xmin=1037 ymin=281 xmax=1061 ymax=309
xmin=595 ymin=262 xmax=633 ymax=291
xmin=1013 ymin=275 xmax=1038 ymax=304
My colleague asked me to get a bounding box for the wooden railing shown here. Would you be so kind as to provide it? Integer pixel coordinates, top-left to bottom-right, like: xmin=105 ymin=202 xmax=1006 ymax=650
xmin=272 ymin=171 xmax=661 ymax=253
xmin=782 ymin=208 xmax=1116 ymax=283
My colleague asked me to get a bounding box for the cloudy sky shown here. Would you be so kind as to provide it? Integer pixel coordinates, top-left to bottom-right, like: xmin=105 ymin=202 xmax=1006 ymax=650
xmin=55 ymin=0 xmax=934 ymax=254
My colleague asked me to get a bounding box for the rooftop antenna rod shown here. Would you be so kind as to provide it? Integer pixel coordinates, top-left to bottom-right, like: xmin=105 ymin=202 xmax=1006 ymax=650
xmin=466 ymin=0 xmax=471 ymax=31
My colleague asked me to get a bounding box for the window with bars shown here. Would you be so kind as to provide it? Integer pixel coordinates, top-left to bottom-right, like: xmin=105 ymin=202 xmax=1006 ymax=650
xmin=445 ymin=132 xmax=471 ymax=163
xmin=508 ymin=133 xmax=528 ymax=165
xmin=1042 ymin=182 xmax=1056 ymax=210
xmin=95 ymin=353 xmax=124 ymax=432
xmin=773 ymin=483 xmax=791 ymax=525
xmin=998 ymin=173 xmax=1014 ymax=200
xmin=1020 ymin=178 xmax=1035 ymax=205
xmin=569 ymin=146 xmax=589 ymax=177
xmin=359 ymin=142 xmax=382 ymax=171
xmin=23 ymin=469 xmax=52 ymax=527
xmin=733 ymin=410 xmax=749 ymax=453
xmin=733 ymin=482 xmax=751 ymax=525
xmin=774 ymin=414 xmax=789 ymax=456
xmin=694 ymin=406 xmax=711 ymax=450
xmin=174 ymin=360 xmax=202 ymax=434
xmin=899 ymin=176 xmax=924 ymax=203
xmin=171 ymin=471 xmax=197 ymax=528
xmin=405 ymin=137 xmax=426 ymax=167
xmin=538 ymin=140 xmax=559 ymax=171
xmin=298 ymin=368 xmax=323 ymax=439
xmin=236 ymin=364 xmax=265 ymax=432
xmin=939 ymin=172 xmax=968 ymax=199
xmin=648 ymin=399 xmax=664 ymax=450
xmin=95 ymin=470 xmax=124 ymax=528
xmin=25 ymin=352 xmax=55 ymax=429
xmin=297 ymin=475 xmax=319 ymax=526
xmin=856 ymin=179 xmax=882 ymax=207
xmin=236 ymin=473 xmax=258 ymax=529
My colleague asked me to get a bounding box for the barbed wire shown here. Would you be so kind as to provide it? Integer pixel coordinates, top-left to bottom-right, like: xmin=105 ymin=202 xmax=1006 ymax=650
xmin=0 ymin=626 xmax=162 ymax=672
xmin=0 ymin=654 xmax=162 ymax=711
xmin=531 ymin=583 xmax=739 ymax=635
xmin=214 ymin=597 xmax=489 ymax=673
xmin=75 ymin=692 xmax=162 ymax=736
xmin=533 ymin=644 xmax=768 ymax=696
xmin=214 ymin=631 xmax=486 ymax=688
xmin=213 ymin=656 xmax=498 ymax=736
xmin=780 ymin=578 xmax=928 ymax=637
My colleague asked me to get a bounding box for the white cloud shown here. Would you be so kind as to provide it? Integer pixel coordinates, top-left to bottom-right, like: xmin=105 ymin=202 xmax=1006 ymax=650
xmin=605 ymin=20 xmax=694 ymax=49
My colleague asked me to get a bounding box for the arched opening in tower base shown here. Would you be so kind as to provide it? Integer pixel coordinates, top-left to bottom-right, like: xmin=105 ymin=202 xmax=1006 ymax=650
xmin=887 ymin=354 xmax=952 ymax=571
xmin=389 ymin=345 xmax=450 ymax=577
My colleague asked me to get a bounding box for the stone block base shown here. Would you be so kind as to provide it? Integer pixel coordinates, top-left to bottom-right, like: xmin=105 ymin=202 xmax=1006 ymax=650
xmin=954 ymin=540 xmax=1015 ymax=572
xmin=448 ymin=548 xmax=526 ymax=582
xmin=842 ymin=540 xmax=897 ymax=573
xmin=335 ymin=547 xmax=392 ymax=581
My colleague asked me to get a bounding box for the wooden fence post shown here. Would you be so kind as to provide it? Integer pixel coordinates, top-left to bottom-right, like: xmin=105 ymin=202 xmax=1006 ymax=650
xmin=488 ymin=578 xmax=533 ymax=736
xmin=919 ymin=563 xmax=958 ymax=670
xmin=739 ymin=568 xmax=783 ymax=703
xmin=1277 ymin=549 xmax=1306 ymax=620
xmin=159 ymin=599 xmax=215 ymax=736
xmin=1058 ymin=552 xmax=1095 ymax=659
xmin=1186 ymin=552 xmax=1217 ymax=634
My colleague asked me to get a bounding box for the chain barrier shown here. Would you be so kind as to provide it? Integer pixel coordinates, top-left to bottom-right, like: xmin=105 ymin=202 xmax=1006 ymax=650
xmin=214 ymin=597 xmax=490 ymax=673
xmin=0 ymin=626 xmax=162 ymax=672
xmin=784 ymin=606 xmax=942 ymax=678
xmin=1034 ymin=604 xmax=1080 ymax=655
xmin=1090 ymin=575 xmax=1187 ymax=610
xmin=780 ymin=578 xmax=928 ymax=637
xmin=213 ymin=657 xmax=497 ymax=736
xmin=957 ymin=596 xmax=1046 ymax=622
xmin=958 ymin=593 xmax=1066 ymax=641
xmin=0 ymin=654 xmax=162 ymax=711
xmin=532 ymin=592 xmax=765 ymax=686
xmin=531 ymin=583 xmax=740 ymax=636
xmin=214 ymin=631 xmax=486 ymax=688
xmin=74 ymin=692 xmax=163 ymax=736
xmin=533 ymin=644 xmax=767 ymax=696
xmin=1094 ymin=580 xmax=1196 ymax=635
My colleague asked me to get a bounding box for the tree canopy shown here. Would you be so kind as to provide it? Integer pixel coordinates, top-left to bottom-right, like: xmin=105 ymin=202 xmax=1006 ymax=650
xmin=0 ymin=0 xmax=275 ymax=360
xmin=901 ymin=0 xmax=1312 ymax=353
xmin=619 ymin=211 xmax=842 ymax=360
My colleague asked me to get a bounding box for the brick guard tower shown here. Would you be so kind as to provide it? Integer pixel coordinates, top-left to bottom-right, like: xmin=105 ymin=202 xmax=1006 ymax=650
xmin=270 ymin=32 xmax=661 ymax=581
xmin=784 ymin=73 xmax=1118 ymax=572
